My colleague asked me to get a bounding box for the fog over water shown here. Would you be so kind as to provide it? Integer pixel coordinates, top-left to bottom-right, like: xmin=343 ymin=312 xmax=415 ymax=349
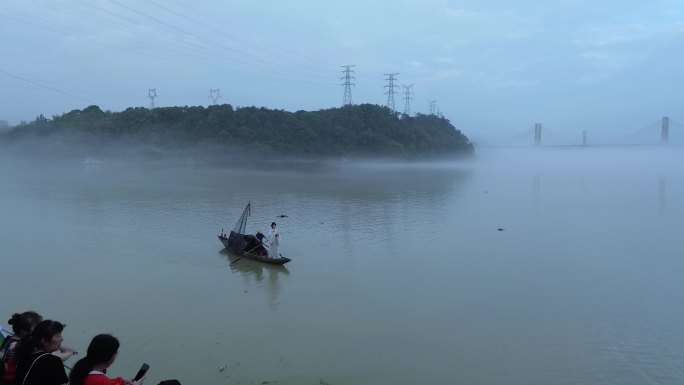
xmin=1 ymin=146 xmax=683 ymax=385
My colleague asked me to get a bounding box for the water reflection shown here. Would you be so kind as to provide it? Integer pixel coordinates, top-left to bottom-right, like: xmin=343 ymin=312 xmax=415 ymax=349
xmin=3 ymin=150 xmax=684 ymax=384
xmin=212 ymin=162 xmax=473 ymax=204
xmin=533 ymin=173 xmax=540 ymax=208
xmin=218 ymin=248 xmax=290 ymax=309
xmin=658 ymin=175 xmax=667 ymax=216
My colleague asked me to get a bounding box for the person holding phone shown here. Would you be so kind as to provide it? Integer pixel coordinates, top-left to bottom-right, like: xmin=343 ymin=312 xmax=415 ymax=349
xmin=69 ymin=334 xmax=145 ymax=385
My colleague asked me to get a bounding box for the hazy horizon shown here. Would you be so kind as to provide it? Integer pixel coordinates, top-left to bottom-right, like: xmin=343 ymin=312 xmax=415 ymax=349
xmin=2 ymin=0 xmax=684 ymax=145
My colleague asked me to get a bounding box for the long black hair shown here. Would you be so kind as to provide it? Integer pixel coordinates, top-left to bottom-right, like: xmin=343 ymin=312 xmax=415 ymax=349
xmin=15 ymin=320 xmax=65 ymax=370
xmin=69 ymin=334 xmax=120 ymax=385
xmin=7 ymin=311 xmax=43 ymax=336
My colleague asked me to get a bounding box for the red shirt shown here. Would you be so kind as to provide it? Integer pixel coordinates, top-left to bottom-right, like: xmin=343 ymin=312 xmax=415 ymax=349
xmin=84 ymin=372 xmax=125 ymax=385
xmin=1 ymin=338 xmax=19 ymax=383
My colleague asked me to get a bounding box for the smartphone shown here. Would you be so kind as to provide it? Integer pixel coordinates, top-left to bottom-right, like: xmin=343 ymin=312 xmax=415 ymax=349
xmin=133 ymin=363 xmax=150 ymax=381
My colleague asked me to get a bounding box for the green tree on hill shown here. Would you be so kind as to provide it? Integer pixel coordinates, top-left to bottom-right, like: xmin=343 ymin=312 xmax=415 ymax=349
xmin=0 ymin=103 xmax=473 ymax=160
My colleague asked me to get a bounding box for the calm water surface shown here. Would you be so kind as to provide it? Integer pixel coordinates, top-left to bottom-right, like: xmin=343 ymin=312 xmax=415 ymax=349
xmin=1 ymin=147 xmax=683 ymax=385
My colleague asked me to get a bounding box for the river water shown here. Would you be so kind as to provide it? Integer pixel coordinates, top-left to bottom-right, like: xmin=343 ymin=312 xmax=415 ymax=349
xmin=1 ymin=147 xmax=683 ymax=385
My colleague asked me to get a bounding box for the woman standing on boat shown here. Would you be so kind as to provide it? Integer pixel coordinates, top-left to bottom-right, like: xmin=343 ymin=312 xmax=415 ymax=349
xmin=268 ymin=222 xmax=280 ymax=259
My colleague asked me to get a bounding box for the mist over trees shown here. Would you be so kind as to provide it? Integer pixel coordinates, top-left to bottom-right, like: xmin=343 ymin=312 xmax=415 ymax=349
xmin=0 ymin=104 xmax=473 ymax=161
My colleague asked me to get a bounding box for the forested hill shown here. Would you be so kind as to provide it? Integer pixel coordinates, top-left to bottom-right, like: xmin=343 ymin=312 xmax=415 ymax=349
xmin=0 ymin=103 xmax=473 ymax=160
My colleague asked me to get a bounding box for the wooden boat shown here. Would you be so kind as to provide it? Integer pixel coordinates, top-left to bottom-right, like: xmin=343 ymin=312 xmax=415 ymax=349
xmin=218 ymin=202 xmax=292 ymax=265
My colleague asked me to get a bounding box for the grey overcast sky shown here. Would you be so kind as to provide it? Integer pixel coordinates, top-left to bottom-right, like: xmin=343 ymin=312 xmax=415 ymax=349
xmin=1 ymin=0 xmax=683 ymax=144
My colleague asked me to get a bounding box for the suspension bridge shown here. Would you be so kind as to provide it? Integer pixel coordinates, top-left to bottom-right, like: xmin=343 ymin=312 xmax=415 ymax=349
xmin=499 ymin=117 xmax=684 ymax=147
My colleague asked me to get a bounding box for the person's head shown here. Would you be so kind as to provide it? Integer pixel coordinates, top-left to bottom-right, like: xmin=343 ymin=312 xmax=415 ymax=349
xmin=85 ymin=334 xmax=120 ymax=366
xmin=271 ymin=222 xmax=276 ymax=228
xmin=16 ymin=319 xmax=66 ymax=364
xmin=8 ymin=311 xmax=43 ymax=337
xmin=31 ymin=320 xmax=65 ymax=352
xmin=70 ymin=334 xmax=120 ymax=385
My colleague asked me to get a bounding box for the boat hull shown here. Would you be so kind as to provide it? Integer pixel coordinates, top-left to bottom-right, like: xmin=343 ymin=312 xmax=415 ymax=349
xmin=218 ymin=234 xmax=291 ymax=265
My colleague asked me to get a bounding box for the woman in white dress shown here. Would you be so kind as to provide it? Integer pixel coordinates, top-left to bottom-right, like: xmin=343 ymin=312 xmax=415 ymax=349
xmin=268 ymin=221 xmax=280 ymax=259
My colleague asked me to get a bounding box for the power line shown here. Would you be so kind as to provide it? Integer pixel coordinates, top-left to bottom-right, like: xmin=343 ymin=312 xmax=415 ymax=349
xmin=106 ymin=0 xmax=334 ymax=85
xmin=12 ymin=0 xmax=335 ymax=86
xmin=0 ymin=4 xmax=259 ymax=82
xmin=0 ymin=2 xmax=361 ymax=112
xmin=167 ymin=0 xmax=334 ymax=72
xmin=384 ymin=73 xmax=399 ymax=113
xmin=0 ymin=68 xmax=95 ymax=104
xmin=340 ymin=65 xmax=355 ymax=106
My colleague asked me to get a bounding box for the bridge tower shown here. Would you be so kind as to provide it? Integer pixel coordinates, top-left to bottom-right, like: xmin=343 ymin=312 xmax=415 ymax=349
xmin=534 ymin=123 xmax=542 ymax=146
xmin=661 ymin=116 xmax=669 ymax=144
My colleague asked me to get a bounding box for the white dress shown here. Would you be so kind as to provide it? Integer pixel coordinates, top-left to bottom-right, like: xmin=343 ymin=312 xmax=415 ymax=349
xmin=269 ymin=228 xmax=280 ymax=258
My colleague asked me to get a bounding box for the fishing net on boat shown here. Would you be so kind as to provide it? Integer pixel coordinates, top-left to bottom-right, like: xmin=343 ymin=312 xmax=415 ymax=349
xmin=232 ymin=202 xmax=250 ymax=234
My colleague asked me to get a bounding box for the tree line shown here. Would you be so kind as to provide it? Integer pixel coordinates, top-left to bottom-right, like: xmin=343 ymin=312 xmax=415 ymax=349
xmin=0 ymin=103 xmax=474 ymax=160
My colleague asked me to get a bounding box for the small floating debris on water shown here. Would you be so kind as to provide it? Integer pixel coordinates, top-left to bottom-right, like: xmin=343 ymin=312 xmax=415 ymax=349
xmin=277 ymin=214 xmax=288 ymax=218
xmin=218 ymin=364 xmax=226 ymax=372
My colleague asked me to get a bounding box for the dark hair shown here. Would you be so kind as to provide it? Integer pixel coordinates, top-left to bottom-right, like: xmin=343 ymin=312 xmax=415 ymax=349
xmin=271 ymin=222 xmax=276 ymax=227
xmin=15 ymin=320 xmax=65 ymax=369
xmin=8 ymin=311 xmax=43 ymax=336
xmin=70 ymin=334 xmax=120 ymax=385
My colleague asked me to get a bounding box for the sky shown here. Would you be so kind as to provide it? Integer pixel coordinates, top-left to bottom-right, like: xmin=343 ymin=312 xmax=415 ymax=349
xmin=1 ymin=0 xmax=684 ymax=145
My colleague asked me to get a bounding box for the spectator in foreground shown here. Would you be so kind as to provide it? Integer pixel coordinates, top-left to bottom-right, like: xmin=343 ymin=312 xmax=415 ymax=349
xmin=1 ymin=311 xmax=43 ymax=385
xmin=69 ymin=334 xmax=145 ymax=385
xmin=15 ymin=320 xmax=70 ymax=385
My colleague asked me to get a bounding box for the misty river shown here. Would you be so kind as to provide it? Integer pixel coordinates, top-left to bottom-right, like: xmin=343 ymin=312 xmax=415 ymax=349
xmin=1 ymin=146 xmax=683 ymax=385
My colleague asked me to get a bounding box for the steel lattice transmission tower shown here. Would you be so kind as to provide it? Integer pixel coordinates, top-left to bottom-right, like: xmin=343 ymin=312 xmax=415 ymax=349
xmin=147 ymin=88 xmax=157 ymax=109
xmin=428 ymin=100 xmax=437 ymax=115
xmin=340 ymin=65 xmax=356 ymax=106
xmin=384 ymin=73 xmax=399 ymax=112
xmin=401 ymin=84 xmax=414 ymax=116
xmin=209 ymin=89 xmax=221 ymax=105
